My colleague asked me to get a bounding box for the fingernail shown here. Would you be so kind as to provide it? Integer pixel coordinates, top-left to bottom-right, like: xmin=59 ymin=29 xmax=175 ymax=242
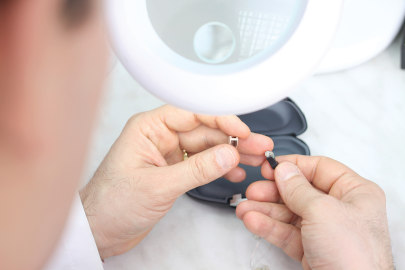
xmin=276 ymin=162 xmax=301 ymax=181
xmin=216 ymin=147 xmax=236 ymax=169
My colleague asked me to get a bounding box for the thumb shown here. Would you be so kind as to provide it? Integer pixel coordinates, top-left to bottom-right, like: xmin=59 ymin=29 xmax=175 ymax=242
xmin=162 ymin=145 xmax=239 ymax=196
xmin=275 ymin=162 xmax=324 ymax=218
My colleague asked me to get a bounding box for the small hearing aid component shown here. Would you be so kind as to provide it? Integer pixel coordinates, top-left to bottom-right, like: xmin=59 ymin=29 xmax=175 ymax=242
xmin=265 ymin=151 xmax=279 ymax=170
xmin=228 ymin=136 xmax=239 ymax=148
xmin=229 ymin=194 xmax=247 ymax=207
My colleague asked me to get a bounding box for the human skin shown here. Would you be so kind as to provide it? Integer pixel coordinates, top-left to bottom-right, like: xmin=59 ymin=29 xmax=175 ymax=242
xmin=0 ymin=0 xmax=394 ymax=269
xmin=236 ymin=156 xmax=394 ymax=270
xmin=0 ymin=1 xmax=108 ymax=269
xmin=0 ymin=0 xmax=272 ymax=267
xmin=80 ymin=105 xmax=274 ymax=259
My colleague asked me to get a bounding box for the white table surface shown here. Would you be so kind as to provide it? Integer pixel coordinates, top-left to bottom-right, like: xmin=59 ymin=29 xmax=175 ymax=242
xmin=83 ymin=34 xmax=405 ymax=270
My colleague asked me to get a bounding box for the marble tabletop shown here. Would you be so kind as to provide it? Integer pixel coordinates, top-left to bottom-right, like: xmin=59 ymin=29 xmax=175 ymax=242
xmin=83 ymin=34 xmax=405 ymax=270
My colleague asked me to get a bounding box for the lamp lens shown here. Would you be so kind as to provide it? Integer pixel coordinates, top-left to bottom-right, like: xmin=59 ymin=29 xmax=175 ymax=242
xmin=147 ymin=0 xmax=307 ymax=65
xmin=193 ymin=22 xmax=236 ymax=64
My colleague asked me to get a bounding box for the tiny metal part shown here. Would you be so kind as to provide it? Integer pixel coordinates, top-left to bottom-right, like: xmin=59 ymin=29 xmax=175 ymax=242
xmin=229 ymin=194 xmax=247 ymax=207
xmin=265 ymin=151 xmax=279 ymax=170
xmin=228 ymin=136 xmax=239 ymax=148
xmin=265 ymin=151 xmax=275 ymax=159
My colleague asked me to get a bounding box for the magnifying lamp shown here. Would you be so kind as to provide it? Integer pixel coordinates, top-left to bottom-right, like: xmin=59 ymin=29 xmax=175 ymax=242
xmin=318 ymin=0 xmax=405 ymax=73
xmin=105 ymin=0 xmax=343 ymax=115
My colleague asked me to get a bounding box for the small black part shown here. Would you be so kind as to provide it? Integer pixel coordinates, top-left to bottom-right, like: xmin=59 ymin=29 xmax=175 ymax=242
xmin=266 ymin=156 xmax=279 ymax=170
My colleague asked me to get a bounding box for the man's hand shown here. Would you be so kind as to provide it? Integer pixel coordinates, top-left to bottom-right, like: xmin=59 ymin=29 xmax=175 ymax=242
xmin=236 ymin=156 xmax=393 ymax=270
xmin=80 ymin=105 xmax=273 ymax=259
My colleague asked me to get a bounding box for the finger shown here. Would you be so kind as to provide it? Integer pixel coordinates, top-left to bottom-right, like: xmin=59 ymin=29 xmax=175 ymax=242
xmin=302 ymin=256 xmax=311 ymax=270
xmin=185 ymin=151 xmax=263 ymax=176
xmin=131 ymin=106 xmax=250 ymax=158
xmin=223 ymin=167 xmax=246 ymax=183
xmin=239 ymin=133 xmax=274 ymax=156
xmin=261 ymin=158 xmax=276 ymax=180
xmin=159 ymin=144 xmax=239 ymax=196
xmin=236 ymin=201 xmax=296 ymax=224
xmin=197 ymin=114 xmax=251 ymax=139
xmin=275 ymin=162 xmax=325 ymax=218
xmin=239 ymin=154 xmax=265 ymax=167
xmin=245 ymin=181 xmax=281 ymax=203
xmin=178 ymin=127 xmax=228 ymax=153
xmin=243 ymin=211 xmax=304 ymax=261
xmin=157 ymin=105 xmax=251 ymax=139
xmin=179 ymin=127 xmax=273 ymax=156
xmin=264 ymin=155 xmax=365 ymax=198
xmin=187 ymin=152 xmax=264 ymax=168
xmin=164 ymin=146 xmax=184 ymax=165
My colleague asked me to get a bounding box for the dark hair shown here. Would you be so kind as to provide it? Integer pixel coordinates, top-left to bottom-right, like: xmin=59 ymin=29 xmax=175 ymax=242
xmin=62 ymin=0 xmax=92 ymax=28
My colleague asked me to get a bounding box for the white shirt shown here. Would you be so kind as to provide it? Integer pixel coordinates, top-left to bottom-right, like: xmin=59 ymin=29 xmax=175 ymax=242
xmin=43 ymin=195 xmax=104 ymax=270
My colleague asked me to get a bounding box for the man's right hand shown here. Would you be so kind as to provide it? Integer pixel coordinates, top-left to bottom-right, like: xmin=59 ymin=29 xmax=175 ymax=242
xmin=236 ymin=155 xmax=393 ymax=270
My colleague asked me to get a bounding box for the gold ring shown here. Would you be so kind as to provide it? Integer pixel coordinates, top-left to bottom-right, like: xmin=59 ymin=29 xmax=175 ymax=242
xmin=183 ymin=149 xmax=189 ymax=161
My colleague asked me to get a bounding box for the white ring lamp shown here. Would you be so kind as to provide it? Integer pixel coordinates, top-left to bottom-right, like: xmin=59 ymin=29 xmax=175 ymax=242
xmin=105 ymin=0 xmax=343 ymax=115
xmin=318 ymin=0 xmax=405 ymax=74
